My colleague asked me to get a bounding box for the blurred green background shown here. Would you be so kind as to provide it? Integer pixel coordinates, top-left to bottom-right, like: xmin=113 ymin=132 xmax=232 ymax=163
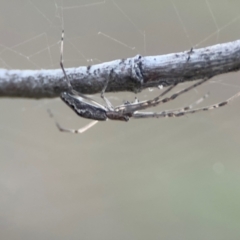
xmin=0 ymin=0 xmax=240 ymax=239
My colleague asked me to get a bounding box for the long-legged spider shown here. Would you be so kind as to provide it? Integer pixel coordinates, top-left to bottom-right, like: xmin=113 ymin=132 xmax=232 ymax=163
xmin=49 ymin=30 xmax=240 ymax=133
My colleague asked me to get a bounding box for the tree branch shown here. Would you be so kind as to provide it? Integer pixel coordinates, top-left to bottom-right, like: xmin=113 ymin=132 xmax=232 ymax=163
xmin=0 ymin=39 xmax=240 ymax=99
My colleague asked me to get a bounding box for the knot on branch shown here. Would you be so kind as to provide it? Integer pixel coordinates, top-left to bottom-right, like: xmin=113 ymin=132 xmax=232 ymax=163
xmin=130 ymin=54 xmax=144 ymax=92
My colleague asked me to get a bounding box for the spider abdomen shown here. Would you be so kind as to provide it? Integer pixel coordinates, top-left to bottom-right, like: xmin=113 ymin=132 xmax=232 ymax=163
xmin=60 ymin=92 xmax=107 ymax=121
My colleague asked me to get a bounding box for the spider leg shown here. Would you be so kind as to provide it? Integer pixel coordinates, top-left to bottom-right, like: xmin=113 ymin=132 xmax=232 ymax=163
xmin=173 ymin=92 xmax=209 ymax=112
xmin=60 ymin=30 xmax=106 ymax=110
xmin=144 ymin=82 xmax=179 ymax=103
xmin=157 ymin=82 xmax=178 ymax=98
xmin=173 ymin=90 xmax=240 ymax=116
xmin=153 ymin=92 xmax=209 ymax=116
xmin=140 ymin=92 xmax=209 ymax=117
xmin=60 ymin=30 xmax=72 ymax=91
xmin=187 ymin=93 xmax=209 ymax=109
xmin=142 ymin=77 xmax=210 ymax=109
xmin=47 ymin=109 xmax=98 ymax=134
xmin=56 ymin=120 xmax=99 ymax=134
xmin=101 ymin=69 xmax=115 ymax=110
xmin=133 ymin=91 xmax=240 ymax=119
xmin=115 ymin=77 xmax=210 ymax=114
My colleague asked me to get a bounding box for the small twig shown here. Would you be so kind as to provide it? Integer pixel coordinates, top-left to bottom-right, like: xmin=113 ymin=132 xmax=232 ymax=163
xmin=0 ymin=39 xmax=240 ymax=99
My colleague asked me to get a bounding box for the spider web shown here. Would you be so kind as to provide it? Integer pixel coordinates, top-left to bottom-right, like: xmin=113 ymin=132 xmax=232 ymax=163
xmin=1 ymin=1 xmax=240 ymax=239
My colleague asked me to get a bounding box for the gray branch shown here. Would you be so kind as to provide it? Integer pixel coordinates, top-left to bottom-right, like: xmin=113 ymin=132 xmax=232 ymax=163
xmin=0 ymin=39 xmax=240 ymax=99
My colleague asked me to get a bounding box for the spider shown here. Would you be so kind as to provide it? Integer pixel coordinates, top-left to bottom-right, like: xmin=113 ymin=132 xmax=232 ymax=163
xmin=49 ymin=30 xmax=240 ymax=133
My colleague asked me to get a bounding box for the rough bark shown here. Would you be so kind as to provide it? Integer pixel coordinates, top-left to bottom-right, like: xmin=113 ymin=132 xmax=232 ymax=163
xmin=0 ymin=39 xmax=240 ymax=99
